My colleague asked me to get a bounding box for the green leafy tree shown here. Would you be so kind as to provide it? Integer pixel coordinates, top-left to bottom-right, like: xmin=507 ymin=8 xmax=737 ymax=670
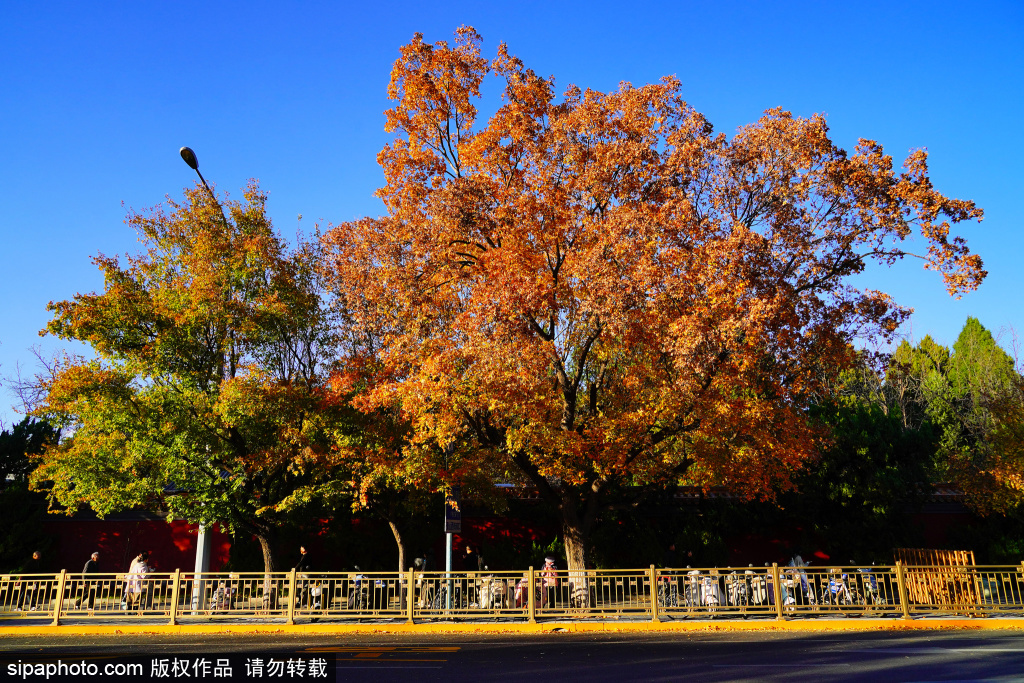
xmin=32 ymin=183 xmax=350 ymax=574
xmin=795 ymin=396 xmax=933 ymax=560
xmin=885 ymin=335 xmax=950 ymax=430
xmin=949 ymin=317 xmax=1016 ymax=401
xmin=0 ymin=417 xmax=59 ymax=571
xmin=0 ymin=416 xmax=59 ymax=485
xmin=926 ymin=320 xmax=1014 ymax=500
xmin=883 ymin=318 xmax=1020 ymax=512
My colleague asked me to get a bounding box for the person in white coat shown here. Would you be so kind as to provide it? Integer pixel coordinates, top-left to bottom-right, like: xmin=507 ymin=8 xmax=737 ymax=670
xmin=124 ymin=551 xmax=152 ymax=610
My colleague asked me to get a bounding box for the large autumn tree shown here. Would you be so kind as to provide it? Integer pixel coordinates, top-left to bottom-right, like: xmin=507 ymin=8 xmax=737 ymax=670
xmin=322 ymin=28 xmax=985 ymax=586
xmin=33 ymin=182 xmax=347 ymax=574
xmin=329 ymin=340 xmax=502 ymax=575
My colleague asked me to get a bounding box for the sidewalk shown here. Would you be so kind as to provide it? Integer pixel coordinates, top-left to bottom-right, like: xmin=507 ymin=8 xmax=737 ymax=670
xmin=3 ymin=615 xmax=1024 ymax=636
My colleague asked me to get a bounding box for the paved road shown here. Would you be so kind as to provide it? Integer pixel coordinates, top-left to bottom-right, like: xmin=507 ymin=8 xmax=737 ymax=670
xmin=3 ymin=631 xmax=1024 ymax=681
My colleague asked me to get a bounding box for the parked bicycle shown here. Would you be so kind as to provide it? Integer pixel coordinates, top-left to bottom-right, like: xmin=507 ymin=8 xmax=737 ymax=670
xmin=856 ymin=566 xmax=887 ymax=607
xmin=657 ymin=572 xmax=679 ymax=608
xmin=821 ymin=568 xmax=854 ymax=607
xmin=346 ymin=569 xmax=368 ymax=610
xmin=428 ymin=579 xmax=467 ymax=610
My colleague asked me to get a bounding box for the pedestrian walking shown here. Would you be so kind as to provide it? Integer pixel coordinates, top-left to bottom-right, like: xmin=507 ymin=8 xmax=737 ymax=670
xmin=461 ymin=545 xmax=482 ymax=607
xmin=413 ymin=555 xmax=433 ymax=608
xmin=16 ymin=550 xmax=44 ymax=611
xmin=75 ymin=551 xmax=100 ymax=609
xmin=124 ymin=551 xmax=152 ymax=610
xmin=663 ymin=543 xmax=679 ymax=569
xmin=294 ymin=546 xmax=314 ymax=610
xmin=462 ymin=545 xmax=483 ymax=572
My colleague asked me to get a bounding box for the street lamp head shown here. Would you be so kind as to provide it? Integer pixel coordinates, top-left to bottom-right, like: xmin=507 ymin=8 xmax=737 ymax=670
xmin=179 ymin=146 xmax=220 ymax=212
xmin=179 ymin=146 xmax=199 ymax=171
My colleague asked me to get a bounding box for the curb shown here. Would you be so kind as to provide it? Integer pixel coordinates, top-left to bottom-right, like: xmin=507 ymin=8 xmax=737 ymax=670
xmin=2 ymin=619 xmax=1024 ymax=636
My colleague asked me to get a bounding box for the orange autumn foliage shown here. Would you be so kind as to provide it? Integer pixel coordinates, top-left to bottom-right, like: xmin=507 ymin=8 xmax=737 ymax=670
xmin=322 ymin=28 xmax=984 ymax=571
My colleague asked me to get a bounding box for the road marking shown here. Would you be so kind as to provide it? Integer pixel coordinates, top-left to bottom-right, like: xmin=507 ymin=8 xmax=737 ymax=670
xmin=713 ymin=664 xmax=852 ymax=668
xmin=337 ymin=665 xmax=444 ymax=669
xmin=903 ymin=680 xmax=1024 ymax=683
xmin=850 ymin=648 xmax=1024 ymax=654
xmin=303 ymin=646 xmax=460 ymax=653
xmin=341 ymin=654 xmax=449 ymax=662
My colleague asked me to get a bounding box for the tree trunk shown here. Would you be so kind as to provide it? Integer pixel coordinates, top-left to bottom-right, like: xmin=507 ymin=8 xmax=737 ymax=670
xmin=388 ymin=519 xmax=407 ymax=574
xmin=560 ymin=491 xmax=593 ymax=608
xmin=387 ymin=519 xmax=407 ymax=610
xmin=255 ymin=532 xmax=277 ymax=574
xmin=254 ymin=532 xmax=278 ymax=610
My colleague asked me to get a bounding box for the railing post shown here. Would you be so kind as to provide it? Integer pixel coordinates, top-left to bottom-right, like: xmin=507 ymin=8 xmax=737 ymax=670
xmin=51 ymin=571 xmax=67 ymax=626
xmin=527 ymin=566 xmax=536 ymax=623
xmin=895 ymin=562 xmax=911 ymax=620
xmin=967 ymin=565 xmax=981 ymax=616
xmin=168 ymin=570 xmax=181 ymax=625
xmin=406 ymin=568 xmax=415 ymax=624
xmin=771 ymin=564 xmax=784 ymax=620
xmin=286 ymin=569 xmax=297 ymax=625
xmin=650 ymin=565 xmax=660 ymax=623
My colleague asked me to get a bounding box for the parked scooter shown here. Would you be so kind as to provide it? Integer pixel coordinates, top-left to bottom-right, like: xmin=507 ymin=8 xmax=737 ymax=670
xmin=478 ymin=571 xmax=508 ymax=610
xmin=683 ymin=569 xmax=701 ymax=608
xmin=702 ymin=571 xmax=721 ymax=611
xmin=513 ymin=572 xmax=536 ymax=608
xmin=749 ymin=566 xmax=770 ymax=606
xmin=763 ymin=563 xmax=793 ymax=607
xmin=682 ymin=568 xmax=721 ymax=612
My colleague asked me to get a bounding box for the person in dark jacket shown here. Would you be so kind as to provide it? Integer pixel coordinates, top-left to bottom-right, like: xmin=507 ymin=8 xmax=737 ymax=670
xmin=294 ymin=546 xmax=314 ymax=610
xmin=16 ymin=550 xmax=44 ymax=611
xmin=294 ymin=546 xmax=312 ymax=572
xmin=663 ymin=543 xmax=679 ymax=570
xmin=462 ymin=545 xmax=482 ymax=572
xmin=460 ymin=545 xmax=487 ymax=607
xmin=75 ymin=552 xmax=100 ymax=609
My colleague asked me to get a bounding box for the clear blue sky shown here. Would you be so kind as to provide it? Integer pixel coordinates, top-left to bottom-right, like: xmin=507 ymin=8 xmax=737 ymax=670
xmin=1 ymin=1 xmax=1021 ymax=426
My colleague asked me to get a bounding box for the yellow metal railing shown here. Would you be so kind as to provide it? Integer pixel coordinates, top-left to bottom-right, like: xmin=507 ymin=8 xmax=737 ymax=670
xmin=1 ymin=564 xmax=1021 ymax=624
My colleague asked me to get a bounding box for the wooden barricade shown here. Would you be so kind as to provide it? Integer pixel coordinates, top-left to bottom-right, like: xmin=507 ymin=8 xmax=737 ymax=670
xmin=894 ymin=548 xmax=980 ymax=610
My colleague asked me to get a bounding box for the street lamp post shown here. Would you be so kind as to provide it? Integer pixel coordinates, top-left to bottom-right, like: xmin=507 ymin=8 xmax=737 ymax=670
xmin=179 ymin=146 xmax=217 ymax=613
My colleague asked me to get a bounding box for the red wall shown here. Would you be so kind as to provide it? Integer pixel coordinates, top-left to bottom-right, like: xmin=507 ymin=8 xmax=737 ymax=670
xmin=34 ymin=507 xmax=977 ymax=574
xmin=41 ymin=518 xmax=231 ymax=574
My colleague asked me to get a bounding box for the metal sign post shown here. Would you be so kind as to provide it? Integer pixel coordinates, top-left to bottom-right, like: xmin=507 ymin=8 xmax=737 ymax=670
xmin=444 ymin=487 xmax=461 ymax=612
